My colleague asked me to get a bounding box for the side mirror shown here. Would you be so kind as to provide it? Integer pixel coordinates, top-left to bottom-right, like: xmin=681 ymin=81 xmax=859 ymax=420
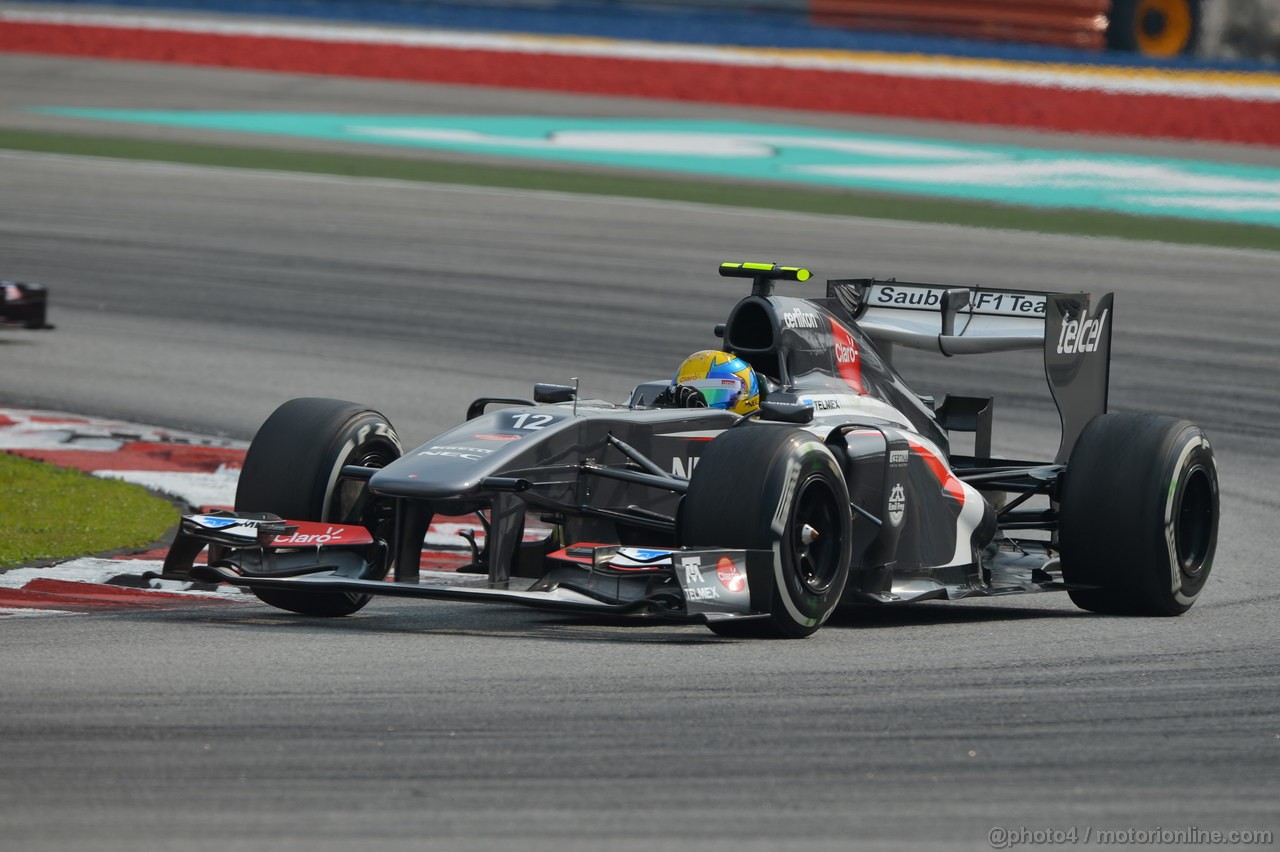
xmin=758 ymin=401 xmax=814 ymax=424
xmin=534 ymin=383 xmax=577 ymax=404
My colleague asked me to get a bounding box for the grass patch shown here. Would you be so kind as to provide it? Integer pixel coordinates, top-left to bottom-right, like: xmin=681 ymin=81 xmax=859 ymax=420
xmin=0 ymin=452 xmax=178 ymax=569
xmin=1 ymin=128 xmax=1277 ymax=252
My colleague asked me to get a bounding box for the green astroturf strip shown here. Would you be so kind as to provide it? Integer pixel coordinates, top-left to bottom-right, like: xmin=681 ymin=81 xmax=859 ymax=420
xmin=0 ymin=453 xmax=178 ymax=568
xmin=1 ymin=128 xmax=1276 ymax=252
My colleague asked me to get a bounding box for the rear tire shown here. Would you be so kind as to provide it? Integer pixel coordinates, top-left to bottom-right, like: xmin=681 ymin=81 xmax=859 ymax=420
xmin=1059 ymin=413 xmax=1218 ymax=616
xmin=1108 ymin=0 xmax=1199 ymax=58
xmin=235 ymin=398 xmax=402 ymax=617
xmin=681 ymin=426 xmax=852 ymax=638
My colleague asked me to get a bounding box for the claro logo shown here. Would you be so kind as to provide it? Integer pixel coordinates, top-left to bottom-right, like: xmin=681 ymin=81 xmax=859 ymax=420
xmin=834 ymin=338 xmax=858 ymax=367
xmin=716 ymin=556 xmax=747 ymax=593
xmin=829 ymin=319 xmax=864 ymax=393
xmin=274 ymin=526 xmax=345 ymax=546
xmin=1057 ymin=307 xmax=1109 ymax=356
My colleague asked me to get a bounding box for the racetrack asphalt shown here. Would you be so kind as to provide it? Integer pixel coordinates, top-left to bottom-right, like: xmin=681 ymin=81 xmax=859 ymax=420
xmin=1 ymin=55 xmax=1278 ymax=852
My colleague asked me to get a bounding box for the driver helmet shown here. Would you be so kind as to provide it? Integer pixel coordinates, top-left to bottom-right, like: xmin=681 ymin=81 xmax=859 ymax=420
xmin=672 ymin=350 xmax=760 ymax=415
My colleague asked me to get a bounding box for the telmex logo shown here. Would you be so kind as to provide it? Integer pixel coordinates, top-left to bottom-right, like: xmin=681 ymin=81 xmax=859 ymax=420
xmin=781 ymin=307 xmax=821 ymax=330
xmin=1057 ymin=307 xmax=1109 ymax=355
xmin=681 ymin=556 xmax=721 ymax=600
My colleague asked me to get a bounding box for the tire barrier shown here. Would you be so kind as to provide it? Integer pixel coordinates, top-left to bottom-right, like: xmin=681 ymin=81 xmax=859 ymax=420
xmin=810 ymin=0 xmax=1110 ymax=51
xmin=10 ymin=0 xmax=1274 ymax=60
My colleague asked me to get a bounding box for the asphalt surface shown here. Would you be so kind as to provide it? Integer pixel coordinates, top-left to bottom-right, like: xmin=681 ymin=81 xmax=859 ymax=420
xmin=1 ymin=55 xmax=1278 ymax=852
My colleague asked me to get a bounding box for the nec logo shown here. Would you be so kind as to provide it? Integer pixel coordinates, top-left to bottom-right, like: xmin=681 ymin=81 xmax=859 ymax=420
xmin=1057 ymin=307 xmax=1109 ymax=355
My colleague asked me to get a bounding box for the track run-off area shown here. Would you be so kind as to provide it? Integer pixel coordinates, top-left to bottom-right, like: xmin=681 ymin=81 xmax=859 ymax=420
xmin=0 ymin=6 xmax=1278 ymax=851
xmin=4 ymin=5 xmax=1280 ymax=145
xmin=3 ymin=4 xmax=1280 ymax=247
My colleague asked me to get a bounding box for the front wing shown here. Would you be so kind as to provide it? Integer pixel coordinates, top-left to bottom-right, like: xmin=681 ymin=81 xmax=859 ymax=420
xmin=161 ymin=512 xmax=775 ymax=625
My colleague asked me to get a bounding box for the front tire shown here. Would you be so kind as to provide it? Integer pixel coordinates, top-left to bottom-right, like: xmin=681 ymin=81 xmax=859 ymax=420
xmin=235 ymin=397 xmax=402 ymax=617
xmin=681 ymin=426 xmax=852 ymax=638
xmin=1059 ymin=413 xmax=1218 ymax=616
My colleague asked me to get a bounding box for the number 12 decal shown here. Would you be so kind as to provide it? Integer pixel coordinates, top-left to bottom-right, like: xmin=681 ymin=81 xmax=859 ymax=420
xmin=511 ymin=412 xmax=556 ymax=430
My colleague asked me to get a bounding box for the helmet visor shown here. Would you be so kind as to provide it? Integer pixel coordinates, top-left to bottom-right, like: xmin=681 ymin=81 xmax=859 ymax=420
xmin=684 ymin=378 xmax=741 ymax=409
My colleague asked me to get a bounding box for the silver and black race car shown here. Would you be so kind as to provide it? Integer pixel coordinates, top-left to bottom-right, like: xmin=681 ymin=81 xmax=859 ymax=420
xmin=161 ymin=262 xmax=1219 ymax=637
xmin=1 ymin=281 xmax=52 ymax=330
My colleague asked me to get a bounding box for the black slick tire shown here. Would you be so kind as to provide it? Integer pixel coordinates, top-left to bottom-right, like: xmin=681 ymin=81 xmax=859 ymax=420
xmin=235 ymin=397 xmax=402 ymax=617
xmin=1059 ymin=413 xmax=1218 ymax=616
xmin=681 ymin=426 xmax=852 ymax=638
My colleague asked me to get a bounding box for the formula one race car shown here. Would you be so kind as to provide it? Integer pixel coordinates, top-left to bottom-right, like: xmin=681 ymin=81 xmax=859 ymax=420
xmin=162 ymin=262 xmax=1220 ymax=637
xmin=1 ymin=281 xmax=52 ymax=330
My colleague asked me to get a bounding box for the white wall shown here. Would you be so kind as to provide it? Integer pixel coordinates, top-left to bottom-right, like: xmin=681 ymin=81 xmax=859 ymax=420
xmin=1199 ymin=0 xmax=1280 ymax=60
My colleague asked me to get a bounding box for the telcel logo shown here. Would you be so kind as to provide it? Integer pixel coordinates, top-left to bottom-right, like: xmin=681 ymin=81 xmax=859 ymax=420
xmin=1057 ymin=308 xmax=1109 ymax=355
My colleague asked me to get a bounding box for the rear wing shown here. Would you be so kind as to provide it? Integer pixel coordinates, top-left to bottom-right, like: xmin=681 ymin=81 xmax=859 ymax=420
xmin=828 ymin=279 xmax=1052 ymax=355
xmin=826 ymin=278 xmax=1113 ymax=462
